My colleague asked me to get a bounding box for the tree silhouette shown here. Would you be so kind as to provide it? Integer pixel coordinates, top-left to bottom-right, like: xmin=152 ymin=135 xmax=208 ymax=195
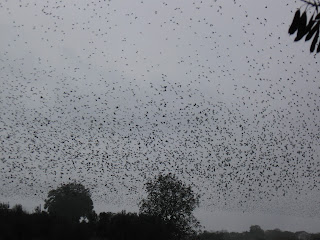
xmin=250 ymin=225 xmax=265 ymax=240
xmin=139 ymin=173 xmax=201 ymax=239
xmin=44 ymin=182 xmax=94 ymax=222
xmin=11 ymin=204 xmax=25 ymax=215
xmin=289 ymin=0 xmax=320 ymax=53
xmin=1 ymin=201 xmax=319 ymax=240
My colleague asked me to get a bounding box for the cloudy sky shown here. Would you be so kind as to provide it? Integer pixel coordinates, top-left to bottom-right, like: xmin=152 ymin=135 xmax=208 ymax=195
xmin=1 ymin=0 xmax=320 ymax=233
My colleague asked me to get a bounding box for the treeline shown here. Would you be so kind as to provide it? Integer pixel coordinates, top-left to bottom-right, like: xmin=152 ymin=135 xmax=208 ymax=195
xmin=1 ymin=202 xmax=319 ymax=240
xmin=200 ymin=227 xmax=320 ymax=240
xmin=1 ymin=202 xmax=185 ymax=240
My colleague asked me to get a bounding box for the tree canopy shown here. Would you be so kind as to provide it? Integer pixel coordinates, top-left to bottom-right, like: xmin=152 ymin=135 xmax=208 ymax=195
xmin=139 ymin=173 xmax=201 ymax=239
xmin=44 ymin=182 xmax=94 ymax=222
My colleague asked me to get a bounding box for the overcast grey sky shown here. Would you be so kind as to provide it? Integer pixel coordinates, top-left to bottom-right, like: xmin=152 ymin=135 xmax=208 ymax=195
xmin=1 ymin=0 xmax=320 ymax=233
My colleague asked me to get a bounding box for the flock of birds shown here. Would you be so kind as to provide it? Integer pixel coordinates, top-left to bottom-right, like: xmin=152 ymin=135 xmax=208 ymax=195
xmin=0 ymin=0 xmax=319 ymax=220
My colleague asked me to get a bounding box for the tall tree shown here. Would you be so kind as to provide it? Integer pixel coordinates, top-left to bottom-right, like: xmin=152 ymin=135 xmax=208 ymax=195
xmin=139 ymin=173 xmax=201 ymax=239
xmin=44 ymin=182 xmax=94 ymax=222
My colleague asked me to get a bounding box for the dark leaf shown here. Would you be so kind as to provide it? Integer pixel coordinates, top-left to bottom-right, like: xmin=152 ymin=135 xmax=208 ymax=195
xmin=289 ymin=9 xmax=301 ymax=34
xmin=317 ymin=39 xmax=320 ymax=52
xmin=306 ymin=14 xmax=316 ymax=32
xmin=300 ymin=11 xmax=307 ymax=27
xmin=295 ymin=13 xmax=315 ymax=41
xmin=305 ymin=22 xmax=320 ymax=41
xmin=310 ymin=30 xmax=319 ymax=52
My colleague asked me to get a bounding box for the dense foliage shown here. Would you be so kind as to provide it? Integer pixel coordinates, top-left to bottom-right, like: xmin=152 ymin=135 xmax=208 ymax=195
xmin=198 ymin=228 xmax=320 ymax=240
xmin=0 ymin=204 xmax=184 ymax=240
xmin=0 ymin=203 xmax=319 ymax=240
xmin=288 ymin=0 xmax=320 ymax=53
xmin=139 ymin=173 xmax=201 ymax=239
xmin=44 ymin=182 xmax=94 ymax=222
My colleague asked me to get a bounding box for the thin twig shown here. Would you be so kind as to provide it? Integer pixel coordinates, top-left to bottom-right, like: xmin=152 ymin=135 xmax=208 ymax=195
xmin=300 ymin=0 xmax=320 ymax=7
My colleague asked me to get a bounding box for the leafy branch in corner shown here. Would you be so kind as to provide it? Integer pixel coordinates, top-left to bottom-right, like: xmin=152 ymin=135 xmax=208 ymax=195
xmin=289 ymin=0 xmax=320 ymax=53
